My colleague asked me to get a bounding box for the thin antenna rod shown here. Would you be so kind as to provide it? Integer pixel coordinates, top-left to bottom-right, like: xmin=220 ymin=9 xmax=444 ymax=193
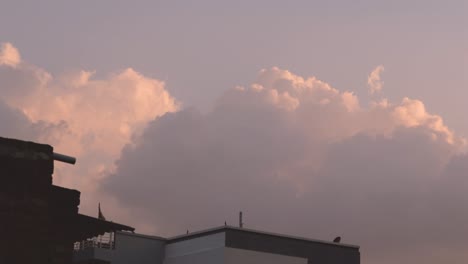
xmin=239 ymin=211 xmax=244 ymax=228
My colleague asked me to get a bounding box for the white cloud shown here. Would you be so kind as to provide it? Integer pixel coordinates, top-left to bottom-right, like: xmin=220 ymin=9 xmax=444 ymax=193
xmin=103 ymin=67 xmax=466 ymax=264
xmin=0 ymin=43 xmax=21 ymax=67
xmin=368 ymin=65 xmax=385 ymax=94
xmin=0 ymin=42 xmax=179 ymax=216
xmin=1 ymin=42 xmax=467 ymax=264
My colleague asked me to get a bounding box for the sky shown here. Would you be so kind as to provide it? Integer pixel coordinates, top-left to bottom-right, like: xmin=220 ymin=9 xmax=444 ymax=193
xmin=0 ymin=1 xmax=467 ymax=263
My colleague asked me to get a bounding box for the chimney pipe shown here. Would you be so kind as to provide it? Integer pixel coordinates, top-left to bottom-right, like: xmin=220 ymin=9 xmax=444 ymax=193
xmin=53 ymin=152 xmax=76 ymax=165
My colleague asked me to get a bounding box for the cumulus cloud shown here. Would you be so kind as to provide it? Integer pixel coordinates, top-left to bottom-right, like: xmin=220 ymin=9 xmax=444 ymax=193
xmin=104 ymin=67 xmax=467 ymax=264
xmin=0 ymin=42 xmax=178 ymax=216
xmin=2 ymin=42 xmax=467 ymax=264
xmin=0 ymin=100 xmax=67 ymax=142
xmin=368 ymin=65 xmax=385 ymax=94
xmin=0 ymin=43 xmax=21 ymax=67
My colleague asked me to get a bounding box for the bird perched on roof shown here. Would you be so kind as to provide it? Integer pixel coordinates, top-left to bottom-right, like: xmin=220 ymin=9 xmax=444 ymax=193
xmin=224 ymin=221 xmax=227 ymax=226
xmin=333 ymin=236 xmax=341 ymax=243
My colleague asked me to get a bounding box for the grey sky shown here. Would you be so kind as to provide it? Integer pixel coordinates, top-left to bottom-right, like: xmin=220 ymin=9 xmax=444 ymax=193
xmin=0 ymin=1 xmax=467 ymax=263
xmin=1 ymin=0 xmax=465 ymax=133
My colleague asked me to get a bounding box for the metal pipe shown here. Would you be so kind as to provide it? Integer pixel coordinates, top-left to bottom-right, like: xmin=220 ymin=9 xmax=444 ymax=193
xmin=53 ymin=152 xmax=76 ymax=165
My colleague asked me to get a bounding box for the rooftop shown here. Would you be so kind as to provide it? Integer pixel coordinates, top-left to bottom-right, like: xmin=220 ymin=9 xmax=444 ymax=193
xmin=123 ymin=225 xmax=359 ymax=249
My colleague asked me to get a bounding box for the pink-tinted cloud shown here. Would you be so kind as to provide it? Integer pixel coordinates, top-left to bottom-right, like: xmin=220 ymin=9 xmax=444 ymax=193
xmin=0 ymin=42 xmax=179 ymax=217
xmin=104 ymin=68 xmax=467 ymax=264
xmin=0 ymin=43 xmax=21 ymax=68
xmin=368 ymin=65 xmax=385 ymax=94
xmin=1 ymin=42 xmax=467 ymax=264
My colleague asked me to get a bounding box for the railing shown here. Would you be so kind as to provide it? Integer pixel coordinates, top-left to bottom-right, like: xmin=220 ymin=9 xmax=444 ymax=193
xmin=74 ymin=232 xmax=115 ymax=251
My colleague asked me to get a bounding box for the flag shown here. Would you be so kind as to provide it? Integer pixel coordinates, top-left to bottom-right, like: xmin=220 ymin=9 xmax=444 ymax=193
xmin=98 ymin=203 xmax=106 ymax=221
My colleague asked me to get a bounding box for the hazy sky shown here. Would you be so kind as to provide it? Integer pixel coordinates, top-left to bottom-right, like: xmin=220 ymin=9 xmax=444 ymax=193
xmin=1 ymin=0 xmax=466 ymax=131
xmin=0 ymin=1 xmax=467 ymax=264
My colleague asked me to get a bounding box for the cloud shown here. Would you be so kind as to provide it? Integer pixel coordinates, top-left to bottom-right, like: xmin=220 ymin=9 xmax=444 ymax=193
xmin=2 ymin=42 xmax=467 ymax=263
xmin=104 ymin=67 xmax=467 ymax=264
xmin=0 ymin=42 xmax=179 ymax=216
xmin=0 ymin=99 xmax=67 ymax=142
xmin=368 ymin=65 xmax=385 ymax=94
xmin=310 ymin=128 xmax=462 ymax=258
xmin=0 ymin=43 xmax=21 ymax=67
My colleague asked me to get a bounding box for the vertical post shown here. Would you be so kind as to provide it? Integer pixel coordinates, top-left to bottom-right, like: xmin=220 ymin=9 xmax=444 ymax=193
xmin=113 ymin=231 xmax=117 ymax=250
xmin=111 ymin=232 xmax=114 ymax=249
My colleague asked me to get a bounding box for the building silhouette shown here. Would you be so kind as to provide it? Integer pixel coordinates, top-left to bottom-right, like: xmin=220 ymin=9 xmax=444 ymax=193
xmin=74 ymin=226 xmax=360 ymax=264
xmin=0 ymin=137 xmax=134 ymax=264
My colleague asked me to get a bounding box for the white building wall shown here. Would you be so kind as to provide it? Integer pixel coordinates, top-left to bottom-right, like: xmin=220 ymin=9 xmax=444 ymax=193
xmin=163 ymin=232 xmax=225 ymax=264
xmin=225 ymin=247 xmax=308 ymax=264
xmin=163 ymin=247 xmax=224 ymax=264
xmin=163 ymin=231 xmax=308 ymax=264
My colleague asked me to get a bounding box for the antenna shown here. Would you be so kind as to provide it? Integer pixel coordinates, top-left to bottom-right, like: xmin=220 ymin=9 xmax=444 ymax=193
xmin=239 ymin=211 xmax=244 ymax=228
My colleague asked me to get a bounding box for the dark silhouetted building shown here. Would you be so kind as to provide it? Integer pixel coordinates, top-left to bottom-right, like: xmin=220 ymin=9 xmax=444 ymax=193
xmin=0 ymin=137 xmax=134 ymax=264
